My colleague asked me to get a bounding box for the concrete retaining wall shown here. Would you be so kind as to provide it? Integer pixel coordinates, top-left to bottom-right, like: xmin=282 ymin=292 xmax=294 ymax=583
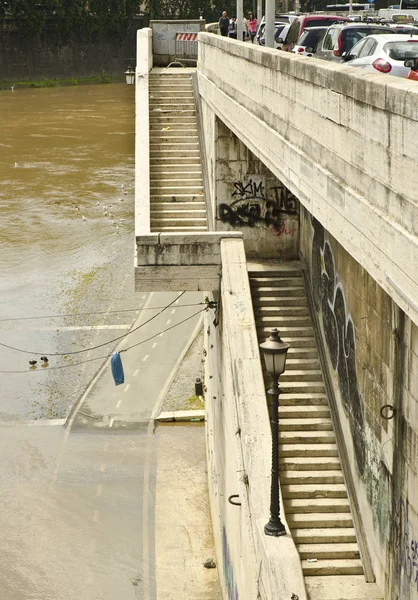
xmin=150 ymin=20 xmax=205 ymax=66
xmin=300 ymin=206 xmax=418 ymax=599
xmin=197 ymin=33 xmax=418 ymax=327
xmin=204 ymin=237 xmax=307 ymax=600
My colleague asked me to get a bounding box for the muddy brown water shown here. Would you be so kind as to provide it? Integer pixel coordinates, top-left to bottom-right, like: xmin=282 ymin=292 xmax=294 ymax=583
xmin=0 ymin=83 xmax=140 ymax=420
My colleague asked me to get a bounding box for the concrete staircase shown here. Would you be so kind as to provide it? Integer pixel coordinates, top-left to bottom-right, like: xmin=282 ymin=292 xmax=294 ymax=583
xmin=248 ymin=261 xmax=383 ymax=600
xmin=148 ymin=69 xmax=207 ymax=233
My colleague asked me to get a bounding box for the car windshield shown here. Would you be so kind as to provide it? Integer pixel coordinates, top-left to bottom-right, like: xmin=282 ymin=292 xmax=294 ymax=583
xmin=343 ymin=27 xmax=394 ymax=50
xmin=298 ymin=28 xmax=327 ymax=46
xmin=384 ymin=40 xmax=418 ymax=59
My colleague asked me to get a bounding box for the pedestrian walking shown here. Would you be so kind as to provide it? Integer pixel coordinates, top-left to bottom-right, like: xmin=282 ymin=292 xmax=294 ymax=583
xmin=242 ymin=15 xmax=249 ymax=41
xmin=248 ymin=13 xmax=257 ymax=43
xmin=228 ymin=16 xmax=237 ymax=39
xmin=219 ymin=11 xmax=230 ymax=37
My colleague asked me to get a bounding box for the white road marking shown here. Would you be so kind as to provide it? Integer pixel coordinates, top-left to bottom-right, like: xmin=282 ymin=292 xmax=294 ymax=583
xmin=171 ymin=309 xmax=176 ymax=314
xmin=93 ymin=510 xmax=99 ymax=522
xmin=174 ymin=298 xmax=180 ymax=305
xmin=109 ymin=417 xmax=115 ymax=428
xmin=96 ymin=484 xmax=103 ymax=497
xmin=116 ymin=399 xmax=122 ymax=408
xmin=142 ymin=355 xmax=149 ymax=362
xmin=103 ymin=442 xmax=109 ymax=451
xmin=124 ymin=383 xmax=131 ymax=392
xmin=133 ymin=368 xmax=139 ymax=377
xmin=166 ymin=319 xmax=171 ymax=325
xmin=159 ymin=332 xmax=164 ymax=337
xmin=22 ymin=324 xmax=130 ymax=331
xmin=100 ymin=463 xmax=106 ymax=472
xmin=152 ymin=342 xmax=157 ymax=349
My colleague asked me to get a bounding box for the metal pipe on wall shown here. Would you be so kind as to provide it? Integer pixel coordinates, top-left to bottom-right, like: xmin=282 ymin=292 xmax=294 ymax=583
xmin=265 ymin=0 xmax=274 ymax=47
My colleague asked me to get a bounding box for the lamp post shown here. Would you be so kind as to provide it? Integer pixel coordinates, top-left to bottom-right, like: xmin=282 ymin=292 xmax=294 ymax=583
xmin=124 ymin=61 xmax=135 ymax=85
xmin=260 ymin=328 xmax=290 ymax=537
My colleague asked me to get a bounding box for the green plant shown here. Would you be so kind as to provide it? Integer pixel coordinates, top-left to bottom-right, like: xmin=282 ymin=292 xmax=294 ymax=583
xmin=99 ymin=69 xmax=112 ymax=83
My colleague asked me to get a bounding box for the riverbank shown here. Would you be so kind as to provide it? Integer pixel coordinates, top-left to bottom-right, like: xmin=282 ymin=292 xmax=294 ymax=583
xmin=0 ymin=72 xmax=125 ymax=90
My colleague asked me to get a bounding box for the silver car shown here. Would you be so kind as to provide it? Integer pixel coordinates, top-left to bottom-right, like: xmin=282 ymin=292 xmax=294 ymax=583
xmin=341 ymin=33 xmax=418 ymax=76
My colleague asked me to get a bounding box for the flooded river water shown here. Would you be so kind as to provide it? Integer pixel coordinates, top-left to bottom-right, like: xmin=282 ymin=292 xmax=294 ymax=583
xmin=0 ymin=83 xmax=140 ymax=420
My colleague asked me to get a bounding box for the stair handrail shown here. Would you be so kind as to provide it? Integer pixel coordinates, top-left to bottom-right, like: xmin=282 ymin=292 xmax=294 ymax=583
xmin=301 ymin=267 xmax=376 ymax=583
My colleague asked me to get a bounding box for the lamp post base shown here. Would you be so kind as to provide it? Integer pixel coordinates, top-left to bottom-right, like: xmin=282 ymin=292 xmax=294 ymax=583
xmin=264 ymin=519 xmax=286 ymax=537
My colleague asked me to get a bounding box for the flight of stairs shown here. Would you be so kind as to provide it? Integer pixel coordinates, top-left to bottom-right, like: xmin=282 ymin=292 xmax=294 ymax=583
xmin=148 ymin=70 xmax=207 ymax=233
xmin=249 ymin=261 xmax=383 ymax=600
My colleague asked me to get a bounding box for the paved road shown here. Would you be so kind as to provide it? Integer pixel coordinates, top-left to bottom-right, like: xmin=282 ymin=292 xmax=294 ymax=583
xmin=0 ymin=291 xmax=220 ymax=600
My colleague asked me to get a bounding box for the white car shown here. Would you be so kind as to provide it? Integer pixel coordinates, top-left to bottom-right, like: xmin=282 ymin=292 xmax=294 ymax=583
xmin=291 ymin=26 xmax=328 ymax=56
xmin=342 ymin=33 xmax=418 ymax=76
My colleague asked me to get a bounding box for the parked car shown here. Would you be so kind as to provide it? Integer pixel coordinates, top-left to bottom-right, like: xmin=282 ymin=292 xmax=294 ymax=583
xmin=291 ymin=26 xmax=328 ymax=56
xmin=280 ymin=15 xmax=350 ymax=52
xmin=258 ymin=23 xmax=291 ymax=48
xmin=315 ymin=23 xmax=395 ymax=62
xmin=341 ymin=33 xmax=418 ymax=76
xmin=404 ymin=56 xmax=418 ymax=79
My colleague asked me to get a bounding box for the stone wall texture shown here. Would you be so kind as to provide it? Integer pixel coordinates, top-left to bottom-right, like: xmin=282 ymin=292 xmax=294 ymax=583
xmin=300 ymin=205 xmax=418 ymax=599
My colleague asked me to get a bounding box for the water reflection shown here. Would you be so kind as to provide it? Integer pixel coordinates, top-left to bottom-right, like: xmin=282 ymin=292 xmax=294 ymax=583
xmin=0 ymin=84 xmax=138 ymax=419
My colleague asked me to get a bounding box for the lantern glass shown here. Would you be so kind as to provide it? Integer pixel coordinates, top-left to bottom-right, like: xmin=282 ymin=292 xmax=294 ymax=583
xmin=125 ymin=68 xmax=135 ymax=85
xmin=260 ymin=329 xmax=289 ymax=377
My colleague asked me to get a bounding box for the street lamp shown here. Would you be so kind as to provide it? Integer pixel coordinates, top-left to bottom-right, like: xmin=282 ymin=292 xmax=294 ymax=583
xmin=260 ymin=328 xmax=290 ymax=537
xmin=124 ymin=62 xmax=135 ymax=85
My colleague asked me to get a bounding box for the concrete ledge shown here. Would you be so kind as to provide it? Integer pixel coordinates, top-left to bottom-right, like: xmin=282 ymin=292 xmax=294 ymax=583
xmin=135 ymin=265 xmax=220 ymax=292
xmin=156 ymin=410 xmax=205 ymax=422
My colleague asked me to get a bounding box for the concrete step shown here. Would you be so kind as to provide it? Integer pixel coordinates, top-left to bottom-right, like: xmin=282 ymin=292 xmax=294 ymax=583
xmin=282 ymin=483 xmax=348 ymax=499
xmin=251 ymin=286 xmax=306 ymax=297
xmin=261 ymin=337 xmax=316 ymax=348
xmin=250 ymin=276 xmax=304 ymax=288
xmin=256 ymin=315 xmax=313 ymax=328
xmin=150 ymin=180 xmax=203 ymax=189
xmin=279 ymin=405 xmax=330 ymax=419
xmin=254 ymin=305 xmax=310 ymax=317
xmin=280 ymin=456 xmax=341 ymax=471
xmin=280 ymin=430 xmax=336 ymax=444
xmin=291 ymin=528 xmax=357 ymax=544
xmin=149 ymin=115 xmax=197 ymax=122
xmin=301 ymin=559 xmax=363 ymax=576
xmin=150 ymin=135 xmax=199 ymax=143
xmin=150 ymin=193 xmax=205 ymax=201
xmin=278 ymin=382 xmax=326 ymax=395
xmin=150 ymin=173 xmax=202 ymax=181
xmin=285 ymin=348 xmax=319 ymax=360
xmin=280 ymin=417 xmax=332 ymax=431
xmin=151 ymin=202 xmax=206 ymax=209
xmin=297 ymin=543 xmax=360 ymax=560
xmin=150 ymin=226 xmax=208 ymax=232
xmin=149 ymin=96 xmax=194 ymax=102
xmin=286 ymin=512 xmax=353 ymax=529
xmin=281 ymin=443 xmax=339 ymax=457
xmin=149 ymin=90 xmax=194 ymax=96
xmin=150 ymin=187 xmax=204 ymax=195
xmin=150 ymin=125 xmax=199 ymax=133
xmin=150 ymin=142 xmax=199 ymax=149
xmin=150 ymin=210 xmax=206 ymax=219
xmin=150 ymin=164 xmax=203 ymax=173
xmin=284 ymin=498 xmax=351 ymax=514
xmin=150 ymin=217 xmax=208 ymax=226
xmin=253 ymin=295 xmax=308 ymax=307
xmin=150 ymin=109 xmax=196 ymax=116
xmin=257 ymin=326 xmax=314 ymax=338
xmin=150 ymin=157 xmax=201 ymax=165
xmin=304 ymin=575 xmax=383 ymax=599
xmin=280 ymin=471 xmax=344 ymax=485
xmin=279 ymin=393 xmax=327 ymax=405
xmin=149 ymin=151 xmax=201 ymax=158
xmin=285 ymin=358 xmax=320 ymax=369
xmin=279 ymin=369 xmax=323 ymax=382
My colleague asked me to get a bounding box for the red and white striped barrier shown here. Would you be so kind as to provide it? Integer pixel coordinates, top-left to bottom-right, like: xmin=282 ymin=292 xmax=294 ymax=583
xmin=175 ymin=32 xmax=198 ymax=41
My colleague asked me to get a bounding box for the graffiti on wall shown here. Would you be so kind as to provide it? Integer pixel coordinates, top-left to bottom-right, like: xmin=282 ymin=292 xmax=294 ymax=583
xmin=222 ymin=527 xmax=239 ymax=600
xmin=394 ymin=498 xmax=418 ymax=594
xmin=218 ymin=176 xmax=298 ymax=232
xmin=311 ymin=216 xmax=365 ymax=476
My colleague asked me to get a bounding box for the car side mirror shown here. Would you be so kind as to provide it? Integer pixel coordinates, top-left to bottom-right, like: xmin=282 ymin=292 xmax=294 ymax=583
xmin=341 ymin=51 xmax=353 ymax=62
xmin=404 ymin=57 xmax=418 ymax=69
xmin=277 ymin=37 xmax=284 ymax=43
xmin=305 ymin=46 xmax=314 ymax=53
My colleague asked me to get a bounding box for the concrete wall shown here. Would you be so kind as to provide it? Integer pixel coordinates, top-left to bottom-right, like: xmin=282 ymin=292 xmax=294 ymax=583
xmin=135 ymin=27 xmax=152 ymax=238
xmin=199 ymin=104 xmax=300 ymax=260
xmin=204 ymin=237 xmax=307 ymax=600
xmin=197 ymin=33 xmax=418 ymax=328
xmin=150 ymin=20 xmax=205 ymax=66
xmin=300 ymin=206 xmax=418 ymax=599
